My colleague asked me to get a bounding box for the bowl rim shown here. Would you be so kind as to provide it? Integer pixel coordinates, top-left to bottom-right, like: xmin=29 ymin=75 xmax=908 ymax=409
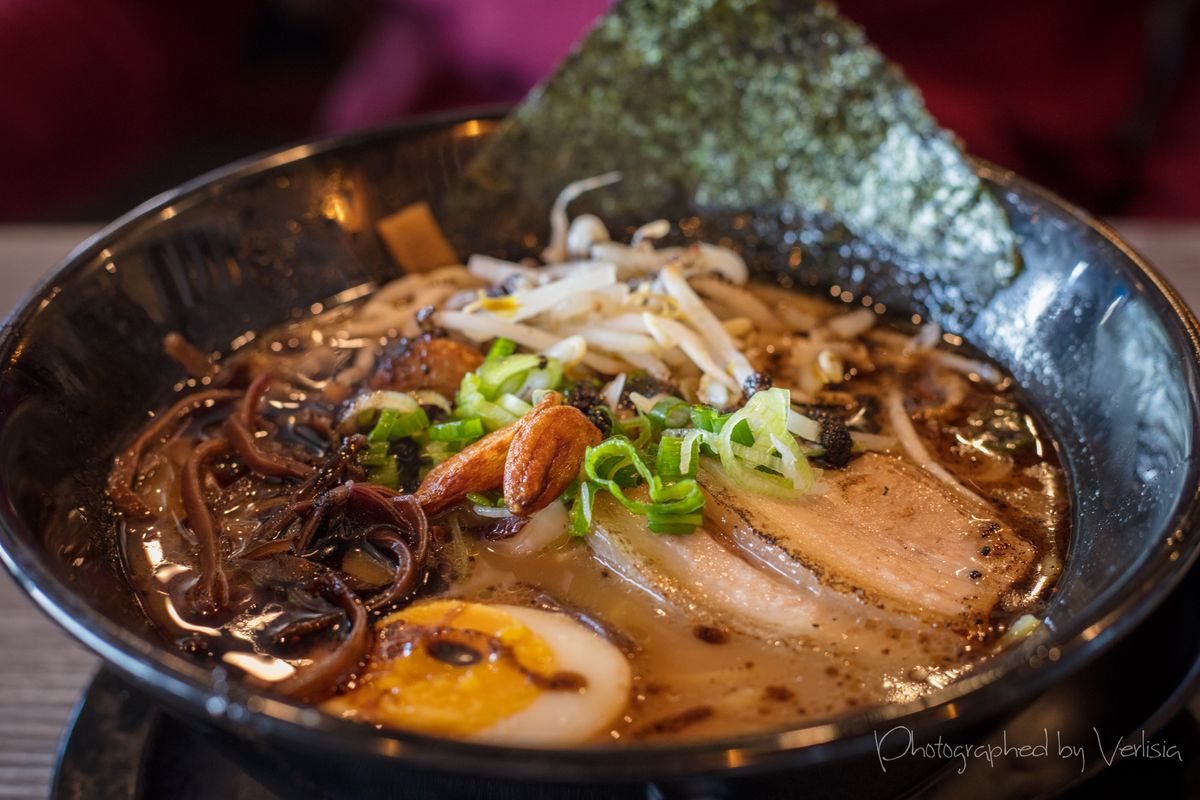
xmin=2 ymin=108 xmax=1199 ymax=780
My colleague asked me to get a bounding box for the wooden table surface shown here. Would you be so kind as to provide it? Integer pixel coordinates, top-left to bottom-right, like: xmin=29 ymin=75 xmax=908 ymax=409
xmin=0 ymin=221 xmax=1197 ymax=799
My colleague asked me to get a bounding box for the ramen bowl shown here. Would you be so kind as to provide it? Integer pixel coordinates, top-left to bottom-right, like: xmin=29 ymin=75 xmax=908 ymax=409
xmin=1 ymin=112 xmax=1198 ymax=797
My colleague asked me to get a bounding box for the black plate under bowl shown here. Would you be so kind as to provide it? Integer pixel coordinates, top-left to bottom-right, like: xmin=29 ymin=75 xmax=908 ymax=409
xmin=3 ymin=111 xmax=1200 ymax=792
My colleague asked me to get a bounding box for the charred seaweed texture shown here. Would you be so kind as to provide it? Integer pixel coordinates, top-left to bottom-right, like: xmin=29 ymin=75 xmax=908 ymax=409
xmin=446 ymin=0 xmax=1018 ymax=328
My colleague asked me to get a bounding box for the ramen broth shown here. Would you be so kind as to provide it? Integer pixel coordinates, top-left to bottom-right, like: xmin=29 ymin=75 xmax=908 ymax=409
xmin=109 ymin=202 xmax=1067 ymax=745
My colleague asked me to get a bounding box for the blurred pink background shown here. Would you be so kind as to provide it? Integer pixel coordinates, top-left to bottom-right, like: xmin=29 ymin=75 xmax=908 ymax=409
xmin=1 ymin=0 xmax=1197 ymax=220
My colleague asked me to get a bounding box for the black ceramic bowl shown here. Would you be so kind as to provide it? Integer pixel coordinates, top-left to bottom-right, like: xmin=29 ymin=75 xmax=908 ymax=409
xmin=2 ymin=112 xmax=1199 ymax=796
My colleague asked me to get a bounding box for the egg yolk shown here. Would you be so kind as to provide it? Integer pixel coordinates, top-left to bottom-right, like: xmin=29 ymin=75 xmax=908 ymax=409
xmin=324 ymin=600 xmax=556 ymax=737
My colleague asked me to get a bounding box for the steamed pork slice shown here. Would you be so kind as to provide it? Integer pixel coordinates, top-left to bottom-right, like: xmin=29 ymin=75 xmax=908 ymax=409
xmin=589 ymin=497 xmax=967 ymax=667
xmin=700 ymin=453 xmax=1036 ymax=623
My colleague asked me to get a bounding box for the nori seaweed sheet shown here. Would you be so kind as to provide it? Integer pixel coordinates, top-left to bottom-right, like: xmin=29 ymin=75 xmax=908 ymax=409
xmin=442 ymin=0 xmax=1019 ymax=328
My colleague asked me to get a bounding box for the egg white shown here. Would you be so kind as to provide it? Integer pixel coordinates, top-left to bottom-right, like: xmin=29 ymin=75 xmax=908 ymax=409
xmin=471 ymin=604 xmax=631 ymax=746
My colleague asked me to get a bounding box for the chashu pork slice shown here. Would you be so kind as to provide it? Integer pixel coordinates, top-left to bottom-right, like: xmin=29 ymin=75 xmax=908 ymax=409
xmin=699 ymin=453 xmax=1036 ymax=624
xmin=589 ymin=495 xmax=970 ymax=673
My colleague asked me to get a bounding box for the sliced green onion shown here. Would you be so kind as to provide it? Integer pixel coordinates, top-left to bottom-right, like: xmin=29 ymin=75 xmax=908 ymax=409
xmin=649 ymin=397 xmax=691 ymax=431
xmin=486 ymin=337 xmax=517 ymax=362
xmin=728 ymin=441 xmax=784 ymax=472
xmin=715 ymin=387 xmax=815 ymax=499
xmin=360 ymin=441 xmax=390 ymax=466
xmin=769 ymin=431 xmax=808 ymax=487
xmin=496 ymin=392 xmax=533 ymax=418
xmin=517 ymin=358 xmax=563 ymax=397
xmin=584 ymin=437 xmax=704 ymax=525
xmin=361 ymin=441 xmax=400 ymax=488
xmin=690 ymin=405 xmax=728 ymax=433
xmin=465 ymin=491 xmax=505 ymax=507
xmin=588 ymin=404 xmax=617 ymax=431
xmin=422 ymin=440 xmax=455 ymax=468
xmin=647 ymin=474 xmax=705 ymax=510
xmin=729 ymin=418 xmax=754 ymax=446
xmin=466 ymin=402 xmax=517 ymax=431
xmin=457 ymin=352 xmax=564 ymax=421
xmin=458 ymin=371 xmax=483 ymax=399
xmin=688 ymin=405 xmax=740 ymax=455
xmin=367 ymin=407 xmax=429 ymax=442
xmin=615 ymin=414 xmax=653 ymax=449
xmin=367 ymin=410 xmax=397 ymax=443
xmin=590 ymin=448 xmax=643 ymax=488
xmin=409 ymin=389 xmax=452 ymax=416
xmin=428 ymin=417 xmax=484 ymax=443
xmin=392 ymin=409 xmax=429 ymax=438
xmin=569 ymin=481 xmax=595 ymax=537
xmin=340 ymin=390 xmax=424 ymax=433
xmin=657 ymin=431 xmax=701 ymax=479
xmin=478 ymin=353 xmax=543 ymax=397
xmin=647 ymin=509 xmax=704 ymax=535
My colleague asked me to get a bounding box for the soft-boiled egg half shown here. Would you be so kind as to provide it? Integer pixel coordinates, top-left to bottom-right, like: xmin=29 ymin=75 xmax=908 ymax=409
xmin=323 ymin=600 xmax=631 ymax=745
